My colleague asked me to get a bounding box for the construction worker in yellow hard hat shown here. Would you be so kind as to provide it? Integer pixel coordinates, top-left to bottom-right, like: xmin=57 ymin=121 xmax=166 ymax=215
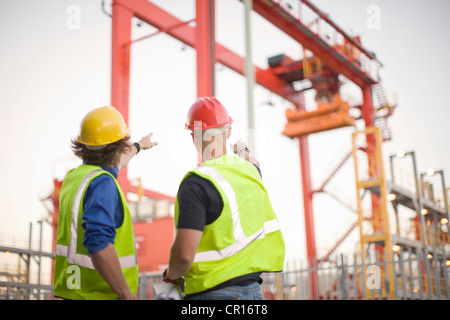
xmin=163 ymin=97 xmax=285 ymax=300
xmin=54 ymin=106 xmax=158 ymax=300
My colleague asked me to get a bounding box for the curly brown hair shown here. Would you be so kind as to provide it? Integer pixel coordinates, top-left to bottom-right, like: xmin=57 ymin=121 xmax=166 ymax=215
xmin=71 ymin=136 xmax=132 ymax=168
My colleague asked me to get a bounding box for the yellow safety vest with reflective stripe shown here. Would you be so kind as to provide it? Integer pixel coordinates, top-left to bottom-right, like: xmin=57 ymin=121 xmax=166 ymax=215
xmin=53 ymin=164 xmax=138 ymax=300
xmin=175 ymin=154 xmax=285 ymax=295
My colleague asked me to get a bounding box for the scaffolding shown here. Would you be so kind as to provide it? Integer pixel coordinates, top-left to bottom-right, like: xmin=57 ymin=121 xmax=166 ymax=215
xmin=348 ymin=127 xmax=450 ymax=299
xmin=0 ymin=221 xmax=54 ymax=300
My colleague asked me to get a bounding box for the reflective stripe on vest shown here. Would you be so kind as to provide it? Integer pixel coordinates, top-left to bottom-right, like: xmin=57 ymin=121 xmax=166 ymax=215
xmin=55 ymin=169 xmax=137 ymax=270
xmin=193 ymin=165 xmax=281 ymax=263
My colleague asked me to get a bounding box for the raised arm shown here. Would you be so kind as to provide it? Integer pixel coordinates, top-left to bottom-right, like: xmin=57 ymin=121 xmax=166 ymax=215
xmin=232 ymin=139 xmax=260 ymax=169
xmin=118 ymin=132 xmax=158 ymax=170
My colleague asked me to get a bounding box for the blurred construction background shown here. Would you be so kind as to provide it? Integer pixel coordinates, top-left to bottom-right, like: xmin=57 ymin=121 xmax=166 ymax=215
xmin=0 ymin=0 xmax=449 ymax=300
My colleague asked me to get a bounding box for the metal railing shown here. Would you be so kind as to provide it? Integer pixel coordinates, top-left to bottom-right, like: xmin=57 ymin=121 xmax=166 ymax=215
xmin=2 ymin=248 xmax=448 ymax=300
xmin=135 ymin=250 xmax=449 ymax=300
xmin=262 ymin=251 xmax=449 ymax=300
xmin=271 ymin=0 xmax=382 ymax=81
xmin=0 ymin=282 xmax=53 ymax=300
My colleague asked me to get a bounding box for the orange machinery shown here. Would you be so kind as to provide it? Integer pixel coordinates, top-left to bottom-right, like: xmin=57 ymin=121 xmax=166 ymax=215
xmin=134 ymin=217 xmax=174 ymax=273
xmin=283 ymin=93 xmax=355 ymax=138
xmin=268 ymin=53 xmax=356 ymax=138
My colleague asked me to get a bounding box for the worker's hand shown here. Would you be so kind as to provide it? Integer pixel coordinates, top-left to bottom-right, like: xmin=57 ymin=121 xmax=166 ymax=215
xmin=163 ymin=269 xmax=185 ymax=292
xmin=173 ymin=278 xmax=185 ymax=292
xmin=138 ymin=132 xmax=159 ymax=151
xmin=231 ymin=139 xmax=248 ymax=155
xmin=119 ymin=291 xmax=137 ymax=300
xmin=231 ymin=139 xmax=260 ymax=169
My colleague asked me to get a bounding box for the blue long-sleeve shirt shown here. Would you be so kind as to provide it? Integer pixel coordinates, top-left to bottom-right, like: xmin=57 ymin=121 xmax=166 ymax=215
xmin=81 ymin=164 xmax=124 ymax=255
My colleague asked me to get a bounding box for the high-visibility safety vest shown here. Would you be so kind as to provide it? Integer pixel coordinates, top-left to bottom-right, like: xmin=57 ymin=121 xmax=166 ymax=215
xmin=53 ymin=164 xmax=138 ymax=300
xmin=175 ymin=154 xmax=285 ymax=295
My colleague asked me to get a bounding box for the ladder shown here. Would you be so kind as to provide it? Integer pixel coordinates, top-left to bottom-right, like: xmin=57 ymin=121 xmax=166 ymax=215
xmin=372 ymin=83 xmax=394 ymax=141
xmin=319 ymin=220 xmax=358 ymax=263
xmin=373 ymin=83 xmax=389 ymax=109
xmin=352 ymin=126 xmax=395 ymax=299
xmin=374 ymin=116 xmax=391 ymax=142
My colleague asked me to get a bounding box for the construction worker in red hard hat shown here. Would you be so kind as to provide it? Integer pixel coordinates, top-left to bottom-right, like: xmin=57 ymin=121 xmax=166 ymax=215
xmin=54 ymin=106 xmax=158 ymax=300
xmin=164 ymin=97 xmax=285 ymax=300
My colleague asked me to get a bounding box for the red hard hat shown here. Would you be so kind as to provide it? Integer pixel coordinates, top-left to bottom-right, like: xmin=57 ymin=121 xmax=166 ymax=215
xmin=185 ymin=97 xmax=233 ymax=130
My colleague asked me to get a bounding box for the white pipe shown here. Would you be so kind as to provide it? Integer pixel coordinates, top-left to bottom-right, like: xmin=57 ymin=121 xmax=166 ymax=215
xmin=244 ymin=0 xmax=256 ymax=154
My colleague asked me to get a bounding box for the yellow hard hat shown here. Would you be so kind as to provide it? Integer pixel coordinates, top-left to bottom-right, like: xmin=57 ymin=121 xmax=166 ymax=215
xmin=77 ymin=106 xmax=131 ymax=146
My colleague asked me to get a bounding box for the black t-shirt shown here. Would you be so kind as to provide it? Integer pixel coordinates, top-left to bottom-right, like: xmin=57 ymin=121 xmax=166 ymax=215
xmin=176 ymin=173 xmax=223 ymax=231
xmin=177 ymin=163 xmax=263 ymax=296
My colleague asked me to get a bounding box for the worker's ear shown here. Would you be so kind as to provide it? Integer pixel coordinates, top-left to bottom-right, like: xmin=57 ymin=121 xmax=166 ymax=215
xmin=191 ymin=130 xmax=203 ymax=153
xmin=226 ymin=127 xmax=232 ymax=139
